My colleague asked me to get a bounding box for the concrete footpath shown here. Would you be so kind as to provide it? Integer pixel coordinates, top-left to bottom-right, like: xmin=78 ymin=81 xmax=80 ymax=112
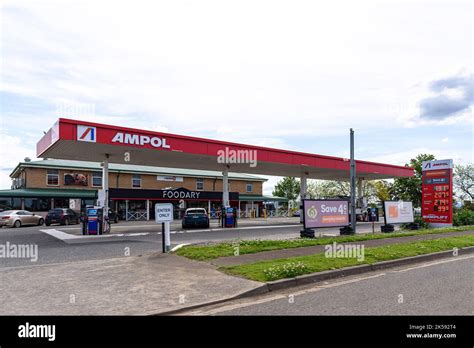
xmin=211 ymin=230 xmax=474 ymax=267
xmin=0 ymin=253 xmax=261 ymax=315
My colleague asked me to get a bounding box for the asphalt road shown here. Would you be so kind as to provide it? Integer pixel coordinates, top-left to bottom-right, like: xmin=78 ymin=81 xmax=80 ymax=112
xmin=0 ymin=220 xmax=387 ymax=267
xmin=0 ymin=222 xmax=303 ymax=267
xmin=188 ymin=255 xmax=474 ymax=315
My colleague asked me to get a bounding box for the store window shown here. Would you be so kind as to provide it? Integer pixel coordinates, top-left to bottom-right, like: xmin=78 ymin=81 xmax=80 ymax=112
xmin=0 ymin=197 xmax=21 ymax=210
xmin=132 ymin=174 xmax=141 ymax=188
xmin=36 ymin=198 xmax=51 ymax=211
xmin=11 ymin=198 xmax=22 ymax=209
xmin=24 ymin=198 xmax=37 ymax=211
xmin=92 ymin=172 xmax=102 ymax=187
xmin=54 ymin=198 xmax=69 ymax=208
xmin=246 ymin=182 xmax=253 ymax=193
xmin=196 ymin=178 xmax=204 ymax=190
xmin=47 ymin=170 xmax=59 ymax=186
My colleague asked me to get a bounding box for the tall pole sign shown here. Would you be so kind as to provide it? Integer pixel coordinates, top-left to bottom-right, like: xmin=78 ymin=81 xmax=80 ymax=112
xmin=421 ymin=159 xmax=453 ymax=227
xmin=350 ymin=128 xmax=356 ymax=234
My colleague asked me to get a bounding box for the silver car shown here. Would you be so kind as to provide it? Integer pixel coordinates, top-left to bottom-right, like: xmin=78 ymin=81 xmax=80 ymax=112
xmin=0 ymin=210 xmax=44 ymax=228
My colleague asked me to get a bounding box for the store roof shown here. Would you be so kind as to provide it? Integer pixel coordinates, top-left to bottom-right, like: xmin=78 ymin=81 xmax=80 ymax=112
xmin=239 ymin=194 xmax=288 ymax=202
xmin=10 ymin=159 xmax=268 ymax=181
xmin=0 ymin=188 xmax=98 ymax=198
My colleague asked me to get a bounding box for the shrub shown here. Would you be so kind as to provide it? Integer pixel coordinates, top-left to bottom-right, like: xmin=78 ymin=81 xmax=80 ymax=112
xmin=453 ymin=209 xmax=474 ymax=226
xmin=401 ymin=215 xmax=429 ymax=230
xmin=414 ymin=215 xmax=430 ymax=229
xmin=263 ymin=261 xmax=308 ymax=281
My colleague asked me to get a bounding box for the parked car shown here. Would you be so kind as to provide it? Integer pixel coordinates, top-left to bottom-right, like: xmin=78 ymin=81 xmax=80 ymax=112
xmin=0 ymin=210 xmax=44 ymax=228
xmin=182 ymin=208 xmax=209 ymax=229
xmin=45 ymin=208 xmax=80 ymax=226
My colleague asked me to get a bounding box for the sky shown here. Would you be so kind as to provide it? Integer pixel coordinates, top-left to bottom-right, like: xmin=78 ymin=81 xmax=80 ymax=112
xmin=0 ymin=0 xmax=472 ymax=194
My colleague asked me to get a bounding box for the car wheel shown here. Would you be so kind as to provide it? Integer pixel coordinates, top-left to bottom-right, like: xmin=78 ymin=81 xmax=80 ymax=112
xmin=14 ymin=220 xmax=21 ymax=228
xmin=38 ymin=218 xmax=44 ymax=226
xmin=45 ymin=222 xmax=51 ymax=226
xmin=114 ymin=217 xmax=119 ymax=223
xmin=64 ymin=218 xmax=70 ymax=226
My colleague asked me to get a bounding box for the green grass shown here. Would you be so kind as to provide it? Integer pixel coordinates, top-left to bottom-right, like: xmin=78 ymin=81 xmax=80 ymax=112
xmin=221 ymin=234 xmax=474 ymax=282
xmin=175 ymin=225 xmax=474 ymax=261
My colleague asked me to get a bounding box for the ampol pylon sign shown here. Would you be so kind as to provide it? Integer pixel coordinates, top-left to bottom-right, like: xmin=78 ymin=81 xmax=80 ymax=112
xmin=421 ymin=159 xmax=453 ymax=226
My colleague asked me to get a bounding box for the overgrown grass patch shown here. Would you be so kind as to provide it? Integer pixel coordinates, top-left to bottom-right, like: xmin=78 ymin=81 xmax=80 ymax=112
xmin=175 ymin=225 xmax=474 ymax=261
xmin=220 ymin=234 xmax=474 ymax=282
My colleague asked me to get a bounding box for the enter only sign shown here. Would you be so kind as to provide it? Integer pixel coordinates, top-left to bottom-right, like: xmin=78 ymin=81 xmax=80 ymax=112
xmin=155 ymin=203 xmax=173 ymax=223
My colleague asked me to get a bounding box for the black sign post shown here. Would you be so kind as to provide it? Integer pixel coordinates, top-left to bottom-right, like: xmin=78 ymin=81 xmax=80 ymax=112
xmin=161 ymin=222 xmax=165 ymax=253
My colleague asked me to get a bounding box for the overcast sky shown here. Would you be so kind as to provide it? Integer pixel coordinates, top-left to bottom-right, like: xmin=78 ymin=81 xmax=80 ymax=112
xmin=0 ymin=0 xmax=472 ymax=193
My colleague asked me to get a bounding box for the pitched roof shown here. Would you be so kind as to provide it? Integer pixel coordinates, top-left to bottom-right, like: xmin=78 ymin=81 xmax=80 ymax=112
xmin=11 ymin=159 xmax=268 ymax=181
xmin=0 ymin=188 xmax=97 ymax=198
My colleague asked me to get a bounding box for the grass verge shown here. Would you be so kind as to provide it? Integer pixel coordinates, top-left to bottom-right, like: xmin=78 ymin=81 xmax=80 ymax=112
xmin=220 ymin=234 xmax=474 ymax=282
xmin=175 ymin=225 xmax=474 ymax=261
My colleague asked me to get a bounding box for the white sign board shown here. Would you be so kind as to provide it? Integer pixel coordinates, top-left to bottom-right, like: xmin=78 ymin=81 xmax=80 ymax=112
xmin=422 ymin=159 xmax=453 ymax=171
xmin=157 ymin=175 xmax=183 ymax=182
xmin=97 ymin=189 xmax=106 ymax=207
xmin=384 ymin=201 xmax=414 ymax=224
xmin=155 ymin=203 xmax=173 ymax=222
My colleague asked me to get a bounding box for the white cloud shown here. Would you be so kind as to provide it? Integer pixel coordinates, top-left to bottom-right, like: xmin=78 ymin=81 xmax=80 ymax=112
xmin=367 ymin=148 xmax=466 ymax=167
xmin=0 ymin=134 xmax=38 ymax=188
xmin=0 ymin=0 xmax=472 ymax=192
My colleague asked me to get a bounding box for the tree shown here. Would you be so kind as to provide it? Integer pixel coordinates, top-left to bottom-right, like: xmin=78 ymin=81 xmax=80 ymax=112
xmin=272 ymin=177 xmax=300 ymax=206
xmin=454 ymin=164 xmax=474 ymax=201
xmin=391 ymin=154 xmax=435 ymax=208
xmin=306 ymin=179 xmax=385 ymax=204
xmin=373 ymin=180 xmax=392 ymax=202
xmin=307 ymin=180 xmax=350 ymax=198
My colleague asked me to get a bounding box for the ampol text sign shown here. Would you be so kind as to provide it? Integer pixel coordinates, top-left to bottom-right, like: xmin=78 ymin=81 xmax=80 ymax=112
xmin=303 ymin=200 xmax=349 ymax=229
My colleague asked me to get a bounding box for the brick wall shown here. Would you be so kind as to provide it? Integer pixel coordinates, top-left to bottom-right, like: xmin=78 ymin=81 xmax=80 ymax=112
xmin=20 ymin=167 xmax=263 ymax=195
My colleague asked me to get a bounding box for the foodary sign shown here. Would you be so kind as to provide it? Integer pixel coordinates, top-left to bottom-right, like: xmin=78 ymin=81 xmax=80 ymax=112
xmin=421 ymin=159 xmax=453 ymax=225
xmin=303 ymin=200 xmax=349 ymax=228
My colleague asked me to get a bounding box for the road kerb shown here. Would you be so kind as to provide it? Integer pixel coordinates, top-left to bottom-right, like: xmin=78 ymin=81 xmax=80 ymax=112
xmin=271 ymin=246 xmax=474 ymax=288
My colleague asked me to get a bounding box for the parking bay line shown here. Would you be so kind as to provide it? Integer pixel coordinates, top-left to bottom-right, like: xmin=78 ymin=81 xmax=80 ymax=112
xmin=40 ymin=224 xmax=302 ymax=244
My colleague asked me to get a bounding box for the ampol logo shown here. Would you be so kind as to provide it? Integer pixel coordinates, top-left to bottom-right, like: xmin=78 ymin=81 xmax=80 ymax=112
xmin=77 ymin=125 xmax=96 ymax=142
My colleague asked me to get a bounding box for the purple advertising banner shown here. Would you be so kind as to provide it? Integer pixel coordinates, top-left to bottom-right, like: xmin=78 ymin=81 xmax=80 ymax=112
xmin=303 ymin=200 xmax=349 ymax=228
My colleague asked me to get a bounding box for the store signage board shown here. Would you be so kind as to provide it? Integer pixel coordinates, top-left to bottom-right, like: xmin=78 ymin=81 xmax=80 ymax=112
xmin=421 ymin=159 xmax=453 ymax=226
xmin=302 ymin=200 xmax=349 ymax=229
xmin=383 ymin=201 xmax=414 ymax=224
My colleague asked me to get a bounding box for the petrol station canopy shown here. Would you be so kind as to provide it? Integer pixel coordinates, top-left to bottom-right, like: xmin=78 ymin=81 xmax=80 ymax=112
xmin=37 ymin=118 xmax=413 ymax=180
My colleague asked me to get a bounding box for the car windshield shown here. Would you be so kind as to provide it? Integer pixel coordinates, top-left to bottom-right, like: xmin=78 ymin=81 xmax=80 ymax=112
xmin=186 ymin=210 xmax=206 ymax=215
xmin=49 ymin=209 xmax=64 ymax=213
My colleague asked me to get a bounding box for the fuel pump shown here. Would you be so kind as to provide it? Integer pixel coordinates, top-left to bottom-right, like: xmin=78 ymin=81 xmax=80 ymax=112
xmin=220 ymin=205 xmax=237 ymax=228
xmin=82 ymin=206 xmax=111 ymax=235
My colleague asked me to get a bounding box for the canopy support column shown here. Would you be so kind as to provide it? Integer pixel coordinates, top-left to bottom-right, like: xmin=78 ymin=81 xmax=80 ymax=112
xmin=222 ymin=165 xmax=230 ymax=208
